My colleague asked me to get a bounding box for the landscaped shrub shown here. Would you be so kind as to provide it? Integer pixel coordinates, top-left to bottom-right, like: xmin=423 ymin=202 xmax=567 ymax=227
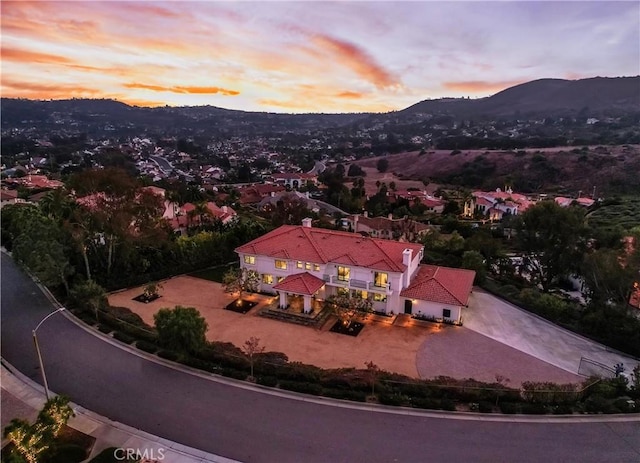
xmin=410 ymin=397 xmax=441 ymax=410
xmin=157 ymin=350 xmax=181 ymax=362
xmin=103 ymin=306 xmax=146 ymax=326
xmin=499 ymin=402 xmax=518 ymax=414
xmin=112 ymin=331 xmax=135 ymax=344
xmin=97 ymin=324 xmax=112 ymax=334
xmin=520 ymin=402 xmax=548 ymax=415
xmin=179 ymin=356 xmax=217 ymax=373
xmin=322 ymin=388 xmax=367 ymax=402
xmin=276 ymin=362 xmax=322 ymax=383
xmin=478 ymin=401 xmax=494 ymax=413
xmin=379 ymin=393 xmax=409 ymax=406
xmin=552 ymin=403 xmax=574 ymax=415
xmin=439 ymin=398 xmax=457 ymax=411
xmin=256 ymin=376 xmax=278 ymax=387
xmin=43 ymin=444 xmax=87 ymax=463
xmin=613 ymin=398 xmax=635 ymax=413
xmin=255 ymin=351 xmax=289 ymax=365
xmin=279 ymin=381 xmax=323 ymax=395
xmin=584 ymin=395 xmax=616 ymax=414
xmin=221 ymin=368 xmax=247 ymax=380
xmin=135 ymin=340 xmax=158 ymax=354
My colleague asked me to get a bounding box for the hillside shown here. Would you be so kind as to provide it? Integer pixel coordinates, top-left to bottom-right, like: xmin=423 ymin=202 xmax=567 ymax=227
xmin=398 ymin=76 xmax=640 ymax=118
xmin=355 ymin=145 xmax=640 ymax=196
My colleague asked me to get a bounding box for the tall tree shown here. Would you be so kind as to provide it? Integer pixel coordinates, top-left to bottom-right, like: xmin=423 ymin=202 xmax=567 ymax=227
xmin=515 ymin=201 xmax=586 ymax=291
xmin=154 ymin=305 xmax=208 ymax=354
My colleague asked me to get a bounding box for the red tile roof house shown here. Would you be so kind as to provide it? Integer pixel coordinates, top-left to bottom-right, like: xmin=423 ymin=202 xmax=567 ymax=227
xmin=236 ymin=218 xmax=475 ymax=323
xmin=340 ymin=212 xmax=432 ymax=241
xmin=270 ymin=173 xmax=317 ymax=190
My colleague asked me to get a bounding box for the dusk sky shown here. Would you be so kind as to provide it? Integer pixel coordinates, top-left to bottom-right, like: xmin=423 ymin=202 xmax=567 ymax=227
xmin=2 ymin=1 xmax=638 ymax=113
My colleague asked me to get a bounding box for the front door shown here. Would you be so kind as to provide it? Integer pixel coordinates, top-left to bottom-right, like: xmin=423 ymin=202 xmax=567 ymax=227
xmin=404 ymin=299 xmax=413 ymax=314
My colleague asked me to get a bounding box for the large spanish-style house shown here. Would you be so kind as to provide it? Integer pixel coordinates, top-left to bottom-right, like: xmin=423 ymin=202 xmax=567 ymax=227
xmin=236 ymin=218 xmax=475 ymax=324
xmin=463 ymin=188 xmax=535 ymax=221
xmin=270 ymin=172 xmax=317 ymax=190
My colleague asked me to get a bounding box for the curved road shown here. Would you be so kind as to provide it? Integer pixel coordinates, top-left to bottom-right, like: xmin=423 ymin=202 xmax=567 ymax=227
xmin=1 ymin=254 xmax=639 ymax=463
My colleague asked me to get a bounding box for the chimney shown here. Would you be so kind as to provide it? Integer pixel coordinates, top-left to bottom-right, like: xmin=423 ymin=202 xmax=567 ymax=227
xmin=388 ymin=213 xmax=393 ymax=220
xmin=364 ymin=211 xmax=368 ymax=218
xmin=353 ymin=215 xmax=359 ymax=233
xmin=402 ymin=249 xmax=413 ymax=287
xmin=402 ymin=248 xmax=413 ymax=267
xmin=302 ymin=217 xmax=312 ymax=228
xmin=222 ymin=205 xmax=228 ymax=213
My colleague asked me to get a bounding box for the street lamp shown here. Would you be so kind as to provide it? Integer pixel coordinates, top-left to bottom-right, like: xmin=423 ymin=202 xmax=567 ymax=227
xmin=33 ymin=307 xmax=65 ymax=400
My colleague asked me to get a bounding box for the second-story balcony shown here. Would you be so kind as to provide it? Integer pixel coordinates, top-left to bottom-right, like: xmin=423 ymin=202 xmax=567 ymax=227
xmin=322 ymin=275 xmax=392 ymax=294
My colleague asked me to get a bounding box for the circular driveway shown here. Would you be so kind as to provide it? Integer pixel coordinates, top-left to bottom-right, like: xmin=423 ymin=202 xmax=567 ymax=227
xmin=2 ymin=254 xmax=639 ymax=463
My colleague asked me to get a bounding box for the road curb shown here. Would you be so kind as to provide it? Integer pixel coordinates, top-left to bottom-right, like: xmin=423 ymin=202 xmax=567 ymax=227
xmin=1 ymin=360 xmax=242 ymax=463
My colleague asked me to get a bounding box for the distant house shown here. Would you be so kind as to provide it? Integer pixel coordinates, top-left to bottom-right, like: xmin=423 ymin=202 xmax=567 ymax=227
xmin=340 ymin=212 xmax=432 ymax=241
xmin=271 ymin=172 xmax=317 ymax=189
xmin=0 ymin=189 xmax=24 ymax=208
xmin=555 ymin=196 xmax=595 ymax=208
xmin=238 ymin=184 xmax=286 ymax=205
xmin=393 ymin=190 xmax=446 ymax=214
xmin=3 ymin=174 xmax=63 ymax=190
xmin=236 ymin=218 xmax=474 ymax=322
xmin=464 ymin=188 xmax=535 ymax=220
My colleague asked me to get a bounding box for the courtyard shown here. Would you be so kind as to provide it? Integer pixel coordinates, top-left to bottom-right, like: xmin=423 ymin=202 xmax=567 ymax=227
xmin=108 ymin=275 xmax=583 ymax=386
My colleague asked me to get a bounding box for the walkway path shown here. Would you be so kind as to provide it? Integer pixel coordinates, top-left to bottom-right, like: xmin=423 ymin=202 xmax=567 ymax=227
xmin=465 ymin=289 xmax=640 ymax=375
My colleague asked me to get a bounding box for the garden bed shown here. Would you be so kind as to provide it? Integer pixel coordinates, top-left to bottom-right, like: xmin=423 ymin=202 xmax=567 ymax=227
xmin=132 ymin=294 xmax=160 ymax=303
xmin=224 ymin=298 xmax=258 ymax=314
xmin=330 ymin=320 xmax=365 ymax=336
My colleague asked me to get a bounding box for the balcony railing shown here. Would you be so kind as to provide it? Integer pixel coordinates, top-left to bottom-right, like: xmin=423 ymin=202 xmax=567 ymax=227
xmin=322 ymin=275 xmax=391 ymax=293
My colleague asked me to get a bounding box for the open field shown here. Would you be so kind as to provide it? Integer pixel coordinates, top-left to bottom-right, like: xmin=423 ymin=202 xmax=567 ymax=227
xmin=588 ymin=196 xmax=640 ymax=231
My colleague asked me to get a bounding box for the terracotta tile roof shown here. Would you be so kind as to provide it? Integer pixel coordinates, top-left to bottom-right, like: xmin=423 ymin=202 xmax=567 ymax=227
xmin=475 ymin=197 xmax=494 ymax=208
xmin=400 ymin=265 xmax=475 ymax=306
xmin=273 ymin=272 xmax=325 ymax=295
xmin=236 ymin=225 xmax=423 ymax=273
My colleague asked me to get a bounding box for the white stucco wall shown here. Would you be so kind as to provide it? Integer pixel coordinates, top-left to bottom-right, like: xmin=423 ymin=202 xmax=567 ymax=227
xmin=406 ymin=299 xmax=463 ymax=323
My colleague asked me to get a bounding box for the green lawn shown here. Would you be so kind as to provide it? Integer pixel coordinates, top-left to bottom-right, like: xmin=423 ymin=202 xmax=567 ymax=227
xmin=588 ymin=197 xmax=640 ymax=231
xmin=188 ymin=263 xmax=236 ymax=283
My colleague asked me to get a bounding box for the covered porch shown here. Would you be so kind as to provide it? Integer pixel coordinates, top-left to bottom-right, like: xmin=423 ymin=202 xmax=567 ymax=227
xmin=273 ymin=272 xmax=326 ymax=315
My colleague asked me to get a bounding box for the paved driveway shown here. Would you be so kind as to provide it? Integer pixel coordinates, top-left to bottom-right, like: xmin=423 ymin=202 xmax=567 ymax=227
xmin=465 ymin=289 xmax=640 ymax=375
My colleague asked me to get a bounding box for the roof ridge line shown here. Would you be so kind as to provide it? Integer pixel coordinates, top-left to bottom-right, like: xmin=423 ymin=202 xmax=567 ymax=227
xmin=432 ymin=269 xmax=464 ymax=305
xmin=303 ymin=226 xmax=328 ymax=263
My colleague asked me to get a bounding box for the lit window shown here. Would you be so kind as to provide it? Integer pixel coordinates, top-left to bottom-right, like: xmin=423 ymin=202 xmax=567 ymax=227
xmin=305 ymin=262 xmax=312 ymax=270
xmin=337 ymin=287 xmax=349 ymax=296
xmin=374 ymin=293 xmax=387 ymax=302
xmin=244 ymin=255 xmax=256 ymax=265
xmin=297 ymin=261 xmax=303 ymax=269
xmin=262 ymin=274 xmax=273 ymax=284
xmin=374 ymin=272 xmax=388 ymax=288
xmin=337 ymin=266 xmax=350 ymax=281
xmin=352 ymin=290 xmax=368 ymax=299
xmin=275 ymin=260 xmax=287 ymax=270
xmin=314 ymin=264 xmax=320 ymax=272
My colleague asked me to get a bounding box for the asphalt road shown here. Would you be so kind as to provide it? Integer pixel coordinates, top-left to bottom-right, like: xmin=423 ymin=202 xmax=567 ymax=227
xmin=1 ymin=254 xmax=639 ymax=463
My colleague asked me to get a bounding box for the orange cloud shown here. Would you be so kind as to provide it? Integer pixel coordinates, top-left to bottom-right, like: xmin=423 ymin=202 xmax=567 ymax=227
xmin=311 ymin=34 xmax=398 ymax=88
xmin=337 ymin=91 xmax=364 ymax=99
xmin=442 ymin=80 xmax=525 ymax=94
xmin=2 ymin=78 xmax=102 ymax=98
xmin=123 ymin=83 xmax=240 ymax=96
xmin=1 ymin=47 xmax=74 ymax=65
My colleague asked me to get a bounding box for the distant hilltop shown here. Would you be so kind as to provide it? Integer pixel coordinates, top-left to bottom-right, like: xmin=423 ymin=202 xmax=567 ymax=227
xmin=400 ymin=76 xmax=640 ymax=117
xmin=2 ymin=76 xmax=638 ymax=128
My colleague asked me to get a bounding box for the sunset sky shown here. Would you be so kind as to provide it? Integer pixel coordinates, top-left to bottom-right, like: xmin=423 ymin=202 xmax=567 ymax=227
xmin=2 ymin=1 xmax=638 ymax=113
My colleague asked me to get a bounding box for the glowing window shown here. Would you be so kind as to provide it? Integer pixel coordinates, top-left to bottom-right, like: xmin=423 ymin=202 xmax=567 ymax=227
xmin=244 ymin=255 xmax=255 ymax=265
xmin=337 ymin=266 xmax=350 ymax=281
xmin=275 ymin=260 xmax=287 ymax=270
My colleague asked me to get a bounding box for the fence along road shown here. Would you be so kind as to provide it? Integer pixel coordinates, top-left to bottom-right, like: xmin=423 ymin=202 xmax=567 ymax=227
xmin=1 ymin=253 xmax=639 ymax=463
